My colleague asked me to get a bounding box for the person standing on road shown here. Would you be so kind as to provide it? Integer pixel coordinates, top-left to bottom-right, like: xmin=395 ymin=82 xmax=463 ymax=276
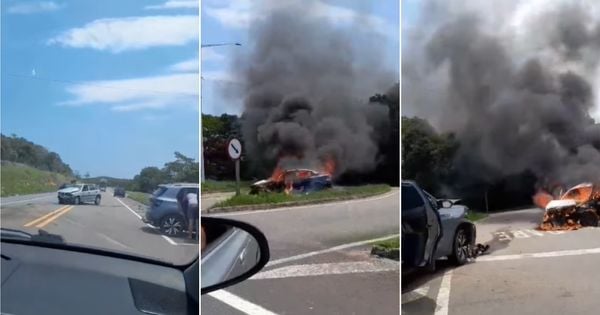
xmin=186 ymin=191 xmax=199 ymax=240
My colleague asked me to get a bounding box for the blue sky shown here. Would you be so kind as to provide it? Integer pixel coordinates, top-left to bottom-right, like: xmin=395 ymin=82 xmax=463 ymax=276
xmin=1 ymin=0 xmax=199 ymax=178
xmin=201 ymin=0 xmax=400 ymax=116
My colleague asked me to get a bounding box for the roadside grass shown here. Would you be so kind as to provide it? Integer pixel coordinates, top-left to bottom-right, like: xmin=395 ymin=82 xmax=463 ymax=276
xmin=213 ymin=184 xmax=391 ymax=208
xmin=371 ymin=236 xmax=400 ymax=261
xmin=126 ymin=191 xmax=150 ymax=206
xmin=372 ymin=237 xmax=399 ymax=249
xmin=466 ymin=211 xmax=488 ymax=222
xmin=0 ymin=162 xmax=72 ymax=197
xmin=201 ymin=180 xmax=252 ymax=194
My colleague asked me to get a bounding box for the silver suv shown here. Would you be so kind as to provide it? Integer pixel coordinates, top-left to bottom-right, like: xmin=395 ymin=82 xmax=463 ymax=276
xmin=58 ymin=184 xmax=102 ymax=205
xmin=143 ymin=183 xmax=199 ymax=236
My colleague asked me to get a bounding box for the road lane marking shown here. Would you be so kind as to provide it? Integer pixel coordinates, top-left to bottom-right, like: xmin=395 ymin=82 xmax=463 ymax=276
xmin=208 ymin=190 xmax=398 ymax=217
xmin=115 ymin=197 xmax=142 ymax=219
xmin=493 ymin=229 xmax=567 ymax=241
xmin=23 ymin=205 xmax=70 ymax=227
xmin=477 ymin=247 xmax=600 ymax=262
xmin=114 ymin=196 xmax=186 ymax=247
xmin=97 ymin=233 xmax=130 ymax=249
xmin=35 ymin=206 xmax=74 ymax=228
xmin=1 ymin=195 xmax=53 ymax=206
xmin=266 ymin=234 xmax=400 ymax=267
xmin=402 ymin=285 xmax=430 ymax=304
xmin=252 ymin=260 xmax=398 ymax=280
xmin=434 ymin=270 xmax=453 ymax=315
xmin=208 ymin=290 xmax=278 ymax=315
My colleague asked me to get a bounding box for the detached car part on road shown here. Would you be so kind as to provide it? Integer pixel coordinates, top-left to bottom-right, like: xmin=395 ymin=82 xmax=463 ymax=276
xmin=536 ymin=182 xmax=600 ymax=230
xmin=58 ymin=184 xmax=101 ymax=205
xmin=402 ymin=181 xmax=486 ymax=272
xmin=250 ymin=168 xmax=332 ymax=195
xmin=143 ymin=183 xmax=199 ymax=236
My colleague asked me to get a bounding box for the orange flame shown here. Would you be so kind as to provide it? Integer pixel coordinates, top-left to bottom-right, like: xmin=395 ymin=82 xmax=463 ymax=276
xmin=271 ymin=166 xmax=285 ymax=183
xmin=284 ymin=182 xmax=293 ymax=195
xmin=321 ymin=157 xmax=336 ymax=176
xmin=533 ymin=190 xmax=553 ymax=209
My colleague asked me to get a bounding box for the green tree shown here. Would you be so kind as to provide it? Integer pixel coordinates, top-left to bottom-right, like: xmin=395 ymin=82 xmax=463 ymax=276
xmin=135 ymin=167 xmax=168 ymax=193
xmin=401 ymin=116 xmax=459 ymax=193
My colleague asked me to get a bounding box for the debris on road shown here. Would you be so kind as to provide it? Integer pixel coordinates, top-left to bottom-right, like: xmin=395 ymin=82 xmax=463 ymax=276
xmin=469 ymin=244 xmax=490 ymax=258
xmin=534 ymin=183 xmax=600 ymax=231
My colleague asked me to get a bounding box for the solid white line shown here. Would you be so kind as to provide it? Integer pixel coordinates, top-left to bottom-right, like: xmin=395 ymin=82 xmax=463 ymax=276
xmin=266 ymin=234 xmax=399 ymax=267
xmin=115 ymin=197 xmax=142 ymax=219
xmin=252 ymin=260 xmax=398 ymax=280
xmin=402 ymin=285 xmax=430 ymax=304
xmin=208 ymin=290 xmax=278 ymax=315
xmin=161 ymin=235 xmax=178 ymax=246
xmin=1 ymin=195 xmax=53 ymax=205
xmin=97 ymin=233 xmax=130 ymax=249
xmin=477 ymin=247 xmax=600 ymax=262
xmin=434 ymin=270 xmax=453 ymax=315
xmin=209 ymin=190 xmax=398 ymax=217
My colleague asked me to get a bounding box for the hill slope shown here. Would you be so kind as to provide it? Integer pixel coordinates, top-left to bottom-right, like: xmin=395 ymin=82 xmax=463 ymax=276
xmin=1 ymin=161 xmax=73 ymax=197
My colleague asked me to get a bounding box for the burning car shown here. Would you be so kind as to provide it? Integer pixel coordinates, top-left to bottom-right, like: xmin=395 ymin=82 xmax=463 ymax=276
xmin=535 ymin=183 xmax=600 ymax=230
xmin=250 ymin=168 xmax=332 ymax=195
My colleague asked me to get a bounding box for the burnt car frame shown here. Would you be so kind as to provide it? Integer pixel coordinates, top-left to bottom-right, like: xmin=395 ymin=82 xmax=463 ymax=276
xmin=249 ymin=169 xmax=332 ymax=195
xmin=538 ymin=182 xmax=600 ymax=230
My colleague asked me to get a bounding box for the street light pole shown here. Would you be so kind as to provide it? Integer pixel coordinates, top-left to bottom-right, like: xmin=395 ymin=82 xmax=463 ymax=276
xmin=200 ymin=43 xmax=242 ymax=182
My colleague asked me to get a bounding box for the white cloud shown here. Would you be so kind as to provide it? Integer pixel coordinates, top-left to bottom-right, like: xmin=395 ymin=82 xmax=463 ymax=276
xmin=7 ymin=1 xmax=62 ymax=14
xmin=47 ymin=15 xmax=199 ymax=53
xmin=145 ymin=0 xmax=198 ymax=10
xmin=201 ymin=70 xmax=241 ymax=83
xmin=169 ymin=57 xmax=199 ymax=72
xmin=202 ymin=49 xmax=226 ymax=62
xmin=61 ymin=73 xmax=199 ymax=112
xmin=204 ymin=0 xmax=393 ymax=36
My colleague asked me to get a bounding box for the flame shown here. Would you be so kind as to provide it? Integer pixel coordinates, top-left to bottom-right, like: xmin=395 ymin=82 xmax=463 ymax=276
xmin=271 ymin=165 xmax=285 ymax=183
xmin=533 ymin=190 xmax=553 ymax=209
xmin=321 ymin=157 xmax=336 ymax=176
xmin=284 ymin=182 xmax=293 ymax=195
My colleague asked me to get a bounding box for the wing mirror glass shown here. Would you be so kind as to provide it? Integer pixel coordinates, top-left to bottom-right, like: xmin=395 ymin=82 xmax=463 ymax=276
xmin=439 ymin=200 xmax=454 ymax=208
xmin=201 ymin=217 xmax=270 ymax=294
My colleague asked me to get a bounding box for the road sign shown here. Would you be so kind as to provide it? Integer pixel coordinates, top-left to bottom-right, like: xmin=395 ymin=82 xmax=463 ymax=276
xmin=228 ymin=138 xmax=242 ymax=160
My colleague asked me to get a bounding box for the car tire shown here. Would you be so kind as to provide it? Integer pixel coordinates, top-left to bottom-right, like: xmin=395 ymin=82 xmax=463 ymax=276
xmin=160 ymin=214 xmax=185 ymax=236
xmin=450 ymin=227 xmax=470 ymax=266
xmin=94 ymin=196 xmax=101 ymax=205
xmin=74 ymin=196 xmax=80 ymax=205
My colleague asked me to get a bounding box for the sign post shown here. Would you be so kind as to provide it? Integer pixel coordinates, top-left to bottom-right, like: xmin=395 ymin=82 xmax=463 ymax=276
xmin=227 ymin=138 xmax=242 ymax=196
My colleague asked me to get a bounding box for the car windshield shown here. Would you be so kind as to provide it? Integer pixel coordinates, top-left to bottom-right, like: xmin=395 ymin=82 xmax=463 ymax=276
xmin=0 ymin=2 xmax=199 ymax=266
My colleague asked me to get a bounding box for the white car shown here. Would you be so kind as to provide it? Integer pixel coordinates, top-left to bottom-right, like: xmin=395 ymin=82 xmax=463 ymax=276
xmin=58 ymin=184 xmax=101 ymax=205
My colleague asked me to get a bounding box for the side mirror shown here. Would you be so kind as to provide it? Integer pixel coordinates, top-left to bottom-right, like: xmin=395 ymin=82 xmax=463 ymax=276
xmin=439 ymin=200 xmax=454 ymax=208
xmin=201 ymin=217 xmax=270 ymax=294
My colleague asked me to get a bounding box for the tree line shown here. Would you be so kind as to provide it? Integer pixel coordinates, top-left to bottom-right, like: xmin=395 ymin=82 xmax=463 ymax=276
xmin=128 ymin=152 xmax=200 ymax=193
xmin=0 ymin=134 xmax=73 ymax=176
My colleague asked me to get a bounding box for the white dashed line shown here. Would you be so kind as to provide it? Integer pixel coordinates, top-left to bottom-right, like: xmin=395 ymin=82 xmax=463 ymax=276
xmin=434 ymin=270 xmax=453 ymax=315
xmin=402 ymin=285 xmax=430 ymax=304
xmin=161 ymin=235 xmax=178 ymax=246
xmin=114 ymin=197 xmax=142 ymax=219
xmin=97 ymin=233 xmax=130 ymax=249
xmin=477 ymin=247 xmax=600 ymax=262
xmin=252 ymin=260 xmax=398 ymax=280
xmin=266 ymin=234 xmax=400 ymax=267
xmin=1 ymin=195 xmax=53 ymax=206
xmin=208 ymin=290 xmax=278 ymax=315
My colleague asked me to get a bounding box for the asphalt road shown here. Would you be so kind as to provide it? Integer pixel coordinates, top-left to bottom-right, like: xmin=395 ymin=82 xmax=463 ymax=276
xmin=402 ymin=208 xmax=600 ymax=315
xmin=0 ymin=189 xmax=198 ymax=266
xmin=202 ymin=188 xmax=400 ymax=315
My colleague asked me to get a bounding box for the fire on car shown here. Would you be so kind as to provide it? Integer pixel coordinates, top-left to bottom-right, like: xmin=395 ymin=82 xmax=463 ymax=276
xmin=534 ymin=183 xmax=600 ymax=230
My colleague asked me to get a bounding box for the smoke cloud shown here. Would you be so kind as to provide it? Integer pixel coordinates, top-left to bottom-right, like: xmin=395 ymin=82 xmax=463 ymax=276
xmin=233 ymin=1 xmax=396 ymax=177
xmin=403 ymin=0 xmax=600 ymax=187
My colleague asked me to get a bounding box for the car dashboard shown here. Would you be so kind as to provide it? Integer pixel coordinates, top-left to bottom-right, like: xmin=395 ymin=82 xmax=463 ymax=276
xmin=1 ymin=240 xmax=197 ymax=315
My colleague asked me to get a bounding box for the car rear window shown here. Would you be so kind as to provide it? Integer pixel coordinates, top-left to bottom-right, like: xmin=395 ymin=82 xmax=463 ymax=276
xmin=152 ymin=187 xmax=168 ymax=197
xmin=402 ymin=184 xmax=424 ymax=210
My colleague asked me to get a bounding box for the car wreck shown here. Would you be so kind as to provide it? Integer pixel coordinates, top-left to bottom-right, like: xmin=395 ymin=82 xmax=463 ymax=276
xmin=535 ymin=183 xmax=600 ymax=230
xmin=249 ymin=168 xmax=332 ymax=195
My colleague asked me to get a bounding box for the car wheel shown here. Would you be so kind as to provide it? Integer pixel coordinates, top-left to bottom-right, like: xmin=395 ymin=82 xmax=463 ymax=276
xmin=74 ymin=197 xmax=80 ymax=205
xmin=450 ymin=227 xmax=470 ymax=265
xmin=160 ymin=214 xmax=185 ymax=236
xmin=94 ymin=196 xmax=101 ymax=205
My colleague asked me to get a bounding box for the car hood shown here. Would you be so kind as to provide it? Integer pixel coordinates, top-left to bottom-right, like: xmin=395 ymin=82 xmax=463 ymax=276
xmin=438 ymin=205 xmax=467 ymax=220
xmin=58 ymin=187 xmax=80 ymax=193
xmin=251 ymin=179 xmax=272 ymax=187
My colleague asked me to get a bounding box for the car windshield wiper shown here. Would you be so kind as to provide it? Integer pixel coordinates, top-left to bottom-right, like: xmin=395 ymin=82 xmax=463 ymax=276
xmin=1 ymin=228 xmax=65 ymax=244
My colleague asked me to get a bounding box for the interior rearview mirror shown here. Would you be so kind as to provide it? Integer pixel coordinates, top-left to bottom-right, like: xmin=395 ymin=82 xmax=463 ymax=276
xmin=201 ymin=217 xmax=270 ymax=294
